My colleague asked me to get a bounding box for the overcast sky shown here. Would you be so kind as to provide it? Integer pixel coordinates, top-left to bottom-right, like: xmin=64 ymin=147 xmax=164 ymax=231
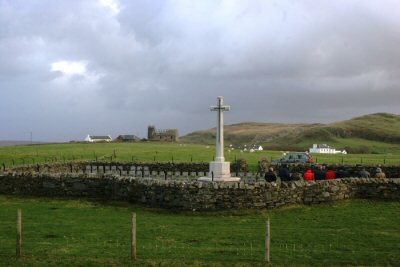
xmin=1 ymin=0 xmax=399 ymax=141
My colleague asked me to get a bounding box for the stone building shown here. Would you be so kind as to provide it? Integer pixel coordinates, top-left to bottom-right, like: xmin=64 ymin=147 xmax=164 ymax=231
xmin=148 ymin=126 xmax=179 ymax=142
xmin=115 ymin=135 xmax=140 ymax=142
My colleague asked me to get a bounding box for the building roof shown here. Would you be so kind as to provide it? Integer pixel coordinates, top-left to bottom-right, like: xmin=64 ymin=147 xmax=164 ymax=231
xmin=89 ymin=135 xmax=112 ymax=140
xmin=116 ymin=135 xmax=140 ymax=140
xmin=155 ymin=129 xmax=178 ymax=135
xmin=315 ymin=144 xmax=332 ymax=149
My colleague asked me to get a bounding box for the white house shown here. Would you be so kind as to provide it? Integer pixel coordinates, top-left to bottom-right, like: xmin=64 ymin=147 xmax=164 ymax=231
xmin=309 ymin=144 xmax=347 ymax=154
xmin=85 ymin=135 xmax=112 ymax=142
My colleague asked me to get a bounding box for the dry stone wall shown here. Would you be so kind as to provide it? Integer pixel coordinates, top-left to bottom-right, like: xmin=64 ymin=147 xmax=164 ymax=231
xmin=0 ymin=171 xmax=399 ymax=211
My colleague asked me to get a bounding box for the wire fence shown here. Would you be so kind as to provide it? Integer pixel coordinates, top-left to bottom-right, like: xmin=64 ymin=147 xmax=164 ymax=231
xmin=0 ymin=210 xmax=399 ymax=265
xmin=1 ymin=152 xmax=400 ymax=170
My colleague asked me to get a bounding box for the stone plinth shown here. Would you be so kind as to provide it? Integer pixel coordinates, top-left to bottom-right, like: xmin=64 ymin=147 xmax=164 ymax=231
xmin=198 ymin=161 xmax=240 ymax=182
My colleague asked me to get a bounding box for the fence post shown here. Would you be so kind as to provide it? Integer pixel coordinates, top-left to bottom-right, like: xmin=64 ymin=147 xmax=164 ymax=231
xmin=265 ymin=219 xmax=270 ymax=264
xmin=16 ymin=209 xmax=22 ymax=258
xmin=131 ymin=212 xmax=136 ymax=260
xmin=212 ymin=171 xmax=214 ymax=181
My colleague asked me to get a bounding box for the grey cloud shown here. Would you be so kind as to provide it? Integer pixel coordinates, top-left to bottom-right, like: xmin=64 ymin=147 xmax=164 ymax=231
xmin=0 ymin=0 xmax=399 ymax=141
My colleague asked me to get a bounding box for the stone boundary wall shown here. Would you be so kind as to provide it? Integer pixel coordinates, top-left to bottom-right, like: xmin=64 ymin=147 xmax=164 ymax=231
xmin=0 ymin=172 xmax=399 ymax=210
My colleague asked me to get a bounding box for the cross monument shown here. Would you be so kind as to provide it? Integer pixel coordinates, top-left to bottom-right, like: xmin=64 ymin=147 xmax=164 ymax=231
xmin=198 ymin=96 xmax=241 ymax=182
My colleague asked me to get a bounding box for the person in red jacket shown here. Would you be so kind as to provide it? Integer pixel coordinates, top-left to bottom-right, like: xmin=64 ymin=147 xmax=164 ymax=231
xmin=325 ymin=168 xmax=336 ymax=180
xmin=303 ymin=169 xmax=315 ymax=181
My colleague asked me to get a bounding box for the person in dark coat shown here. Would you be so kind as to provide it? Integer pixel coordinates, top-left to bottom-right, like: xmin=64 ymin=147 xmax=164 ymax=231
xmin=336 ymin=168 xmax=349 ymax=178
xmin=264 ymin=167 xmax=277 ymax=182
xmin=358 ymin=168 xmax=370 ymax=178
xmin=314 ymin=165 xmax=326 ymax=180
xmin=278 ymin=164 xmax=291 ymax=182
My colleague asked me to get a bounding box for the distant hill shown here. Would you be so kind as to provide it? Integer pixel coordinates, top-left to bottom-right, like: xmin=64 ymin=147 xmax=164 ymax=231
xmin=181 ymin=113 xmax=400 ymax=153
xmin=0 ymin=141 xmax=47 ymax=147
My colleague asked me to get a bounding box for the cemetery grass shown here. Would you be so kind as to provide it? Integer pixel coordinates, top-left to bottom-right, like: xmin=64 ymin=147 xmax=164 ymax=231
xmin=1 ymin=142 xmax=400 ymax=171
xmin=0 ymin=196 xmax=400 ymax=266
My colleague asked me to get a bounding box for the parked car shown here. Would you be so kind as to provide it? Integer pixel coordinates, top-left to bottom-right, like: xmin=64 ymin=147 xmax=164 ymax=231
xmin=271 ymin=152 xmax=312 ymax=164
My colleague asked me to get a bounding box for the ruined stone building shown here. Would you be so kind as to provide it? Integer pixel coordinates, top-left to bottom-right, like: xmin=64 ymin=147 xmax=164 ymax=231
xmin=147 ymin=126 xmax=179 ymax=142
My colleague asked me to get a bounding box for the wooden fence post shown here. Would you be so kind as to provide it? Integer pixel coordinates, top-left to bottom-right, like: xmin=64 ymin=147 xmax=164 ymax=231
xmin=16 ymin=209 xmax=22 ymax=258
xmin=131 ymin=212 xmax=137 ymax=260
xmin=265 ymin=219 xmax=270 ymax=264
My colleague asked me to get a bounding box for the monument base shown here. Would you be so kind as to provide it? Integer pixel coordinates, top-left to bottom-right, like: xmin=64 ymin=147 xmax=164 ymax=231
xmin=197 ymin=161 xmax=241 ymax=182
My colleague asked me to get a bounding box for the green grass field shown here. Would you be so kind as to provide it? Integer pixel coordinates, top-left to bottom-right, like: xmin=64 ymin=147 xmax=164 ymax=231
xmin=0 ymin=196 xmax=399 ymax=266
xmin=0 ymin=142 xmax=400 ymax=171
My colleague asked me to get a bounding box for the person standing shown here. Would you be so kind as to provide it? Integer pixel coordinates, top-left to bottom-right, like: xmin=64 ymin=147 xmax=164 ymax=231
xmin=304 ymin=168 xmax=315 ymax=181
xmin=359 ymin=168 xmax=370 ymax=178
xmin=375 ymin=168 xmax=386 ymax=179
xmin=278 ymin=164 xmax=291 ymax=182
xmin=336 ymin=167 xmax=349 ymax=178
xmin=325 ymin=168 xmax=336 ymax=180
xmin=314 ymin=165 xmax=326 ymax=180
xmin=264 ymin=167 xmax=277 ymax=182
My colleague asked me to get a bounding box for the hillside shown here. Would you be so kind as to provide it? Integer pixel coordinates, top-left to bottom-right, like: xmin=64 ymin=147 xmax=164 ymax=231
xmin=181 ymin=113 xmax=400 ymax=153
xmin=0 ymin=141 xmax=47 ymax=147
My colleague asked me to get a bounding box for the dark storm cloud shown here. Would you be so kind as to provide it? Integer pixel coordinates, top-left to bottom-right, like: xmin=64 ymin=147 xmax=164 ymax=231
xmin=0 ymin=0 xmax=399 ymax=141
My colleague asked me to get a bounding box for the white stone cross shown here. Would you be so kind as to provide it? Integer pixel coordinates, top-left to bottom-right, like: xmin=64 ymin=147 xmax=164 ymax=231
xmin=210 ymin=96 xmax=230 ymax=162
xmin=198 ymin=96 xmax=240 ymax=182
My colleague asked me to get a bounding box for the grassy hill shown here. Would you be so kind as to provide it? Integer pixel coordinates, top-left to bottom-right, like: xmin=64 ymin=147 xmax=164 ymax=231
xmin=182 ymin=113 xmax=400 ymax=153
